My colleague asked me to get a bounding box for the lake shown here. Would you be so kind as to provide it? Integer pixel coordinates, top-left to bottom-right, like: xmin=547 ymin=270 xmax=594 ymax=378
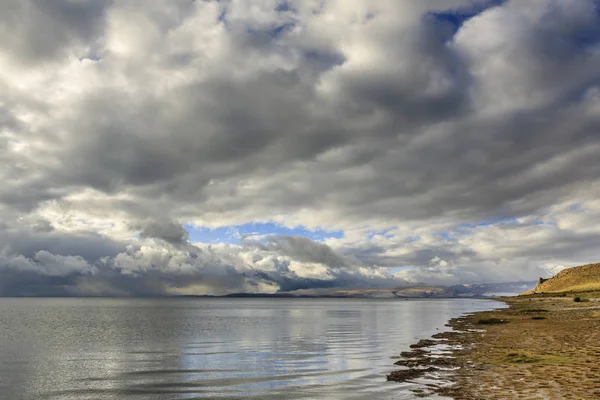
xmin=0 ymin=298 xmax=502 ymax=399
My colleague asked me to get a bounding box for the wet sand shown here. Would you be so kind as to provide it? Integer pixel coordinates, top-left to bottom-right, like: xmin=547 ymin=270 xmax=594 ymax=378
xmin=388 ymin=295 xmax=600 ymax=399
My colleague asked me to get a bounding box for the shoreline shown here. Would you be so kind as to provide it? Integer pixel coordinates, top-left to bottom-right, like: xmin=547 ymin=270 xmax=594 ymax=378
xmin=388 ymin=295 xmax=600 ymax=398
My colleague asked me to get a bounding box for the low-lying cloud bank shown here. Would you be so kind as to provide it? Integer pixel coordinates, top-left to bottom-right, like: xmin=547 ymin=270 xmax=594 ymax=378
xmin=2 ymin=0 xmax=600 ymax=295
xmin=0 ymin=231 xmax=403 ymax=296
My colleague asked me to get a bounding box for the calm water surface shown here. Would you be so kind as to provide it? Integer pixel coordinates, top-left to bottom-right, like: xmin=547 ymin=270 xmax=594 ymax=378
xmin=0 ymin=298 xmax=502 ymax=400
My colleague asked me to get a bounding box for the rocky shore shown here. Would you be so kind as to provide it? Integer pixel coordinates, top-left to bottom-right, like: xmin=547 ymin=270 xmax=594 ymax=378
xmin=388 ymin=295 xmax=600 ymax=399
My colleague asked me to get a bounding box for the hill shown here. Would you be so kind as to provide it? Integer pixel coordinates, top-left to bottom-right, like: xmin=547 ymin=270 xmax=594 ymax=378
xmin=522 ymin=262 xmax=600 ymax=294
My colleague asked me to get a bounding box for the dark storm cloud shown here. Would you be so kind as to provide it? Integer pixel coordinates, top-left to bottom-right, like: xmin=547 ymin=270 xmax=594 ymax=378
xmin=6 ymin=0 xmax=595 ymax=221
xmin=0 ymin=228 xmax=123 ymax=262
xmin=247 ymin=235 xmax=349 ymax=267
xmin=2 ymin=0 xmax=600 ymax=295
xmin=139 ymin=220 xmax=189 ymax=245
xmin=0 ymin=0 xmax=109 ymax=63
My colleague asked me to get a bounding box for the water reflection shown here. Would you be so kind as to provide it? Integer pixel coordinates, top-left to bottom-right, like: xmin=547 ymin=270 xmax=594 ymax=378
xmin=0 ymin=298 xmax=502 ymax=400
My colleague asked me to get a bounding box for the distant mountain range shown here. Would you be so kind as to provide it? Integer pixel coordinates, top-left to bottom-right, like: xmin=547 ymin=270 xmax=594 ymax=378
xmin=181 ymin=282 xmax=536 ymax=299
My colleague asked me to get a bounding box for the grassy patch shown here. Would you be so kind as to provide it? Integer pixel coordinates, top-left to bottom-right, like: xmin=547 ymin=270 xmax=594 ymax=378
xmin=561 ymin=283 xmax=600 ymax=293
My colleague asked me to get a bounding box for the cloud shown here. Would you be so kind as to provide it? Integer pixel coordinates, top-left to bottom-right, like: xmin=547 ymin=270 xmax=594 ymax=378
xmin=1 ymin=0 xmax=600 ymax=295
xmin=247 ymin=235 xmax=349 ymax=267
xmin=0 ymin=230 xmax=401 ymax=296
xmin=139 ymin=219 xmax=189 ymax=245
xmin=0 ymin=0 xmax=109 ymax=64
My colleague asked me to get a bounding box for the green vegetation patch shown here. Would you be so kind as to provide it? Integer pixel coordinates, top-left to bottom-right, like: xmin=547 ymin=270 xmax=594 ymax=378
xmin=503 ymin=352 xmax=542 ymax=364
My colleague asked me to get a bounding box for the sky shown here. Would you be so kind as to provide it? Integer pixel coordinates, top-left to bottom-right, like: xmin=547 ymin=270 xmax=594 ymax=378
xmin=1 ymin=0 xmax=600 ymax=296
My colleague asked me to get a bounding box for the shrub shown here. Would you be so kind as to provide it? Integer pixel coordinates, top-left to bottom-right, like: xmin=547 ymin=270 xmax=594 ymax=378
xmin=574 ymin=297 xmax=582 ymax=302
xmin=477 ymin=318 xmax=508 ymax=325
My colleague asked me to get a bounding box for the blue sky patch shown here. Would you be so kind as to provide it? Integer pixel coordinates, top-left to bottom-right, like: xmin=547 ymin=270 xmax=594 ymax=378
xmin=185 ymin=222 xmax=344 ymax=244
xmin=388 ymin=266 xmax=415 ymax=274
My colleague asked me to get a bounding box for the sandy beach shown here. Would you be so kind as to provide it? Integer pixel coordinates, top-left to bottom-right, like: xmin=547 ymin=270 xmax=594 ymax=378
xmin=388 ymin=295 xmax=600 ymax=399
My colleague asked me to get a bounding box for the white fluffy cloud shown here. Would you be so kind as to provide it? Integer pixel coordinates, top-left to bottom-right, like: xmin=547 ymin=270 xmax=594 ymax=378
xmin=1 ymin=0 xmax=600 ymax=295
